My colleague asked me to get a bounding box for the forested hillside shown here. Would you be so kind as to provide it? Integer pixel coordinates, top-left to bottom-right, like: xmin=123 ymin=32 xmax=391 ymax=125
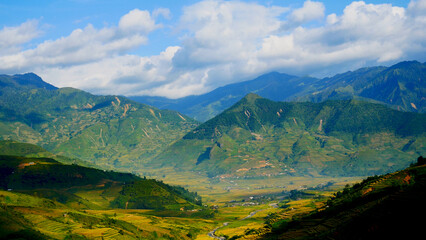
xmin=152 ymin=94 xmax=425 ymax=178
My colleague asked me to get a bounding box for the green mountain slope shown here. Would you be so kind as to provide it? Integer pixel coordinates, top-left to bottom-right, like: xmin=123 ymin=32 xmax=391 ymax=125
xmin=0 ymin=74 xmax=198 ymax=171
xmin=0 ymin=140 xmax=93 ymax=167
xmin=152 ymin=94 xmax=425 ymax=178
xmin=0 ymin=154 xmax=200 ymax=210
xmin=260 ymin=157 xmax=426 ymax=240
xmin=131 ymin=61 xmax=425 ymax=121
xmin=0 ymin=151 xmax=203 ymax=239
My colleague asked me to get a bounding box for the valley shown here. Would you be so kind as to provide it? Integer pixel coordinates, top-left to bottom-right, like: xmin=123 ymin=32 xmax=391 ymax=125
xmin=0 ymin=61 xmax=425 ymax=239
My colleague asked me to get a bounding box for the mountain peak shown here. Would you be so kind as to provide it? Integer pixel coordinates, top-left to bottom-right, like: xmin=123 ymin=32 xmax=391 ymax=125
xmin=0 ymin=72 xmax=57 ymax=90
xmin=13 ymin=73 xmax=57 ymax=90
xmin=389 ymin=60 xmax=422 ymax=69
xmin=242 ymin=93 xmax=262 ymax=102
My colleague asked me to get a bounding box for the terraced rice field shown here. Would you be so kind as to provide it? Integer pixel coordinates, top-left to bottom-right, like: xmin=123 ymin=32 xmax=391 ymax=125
xmin=24 ymin=213 xmax=71 ymax=239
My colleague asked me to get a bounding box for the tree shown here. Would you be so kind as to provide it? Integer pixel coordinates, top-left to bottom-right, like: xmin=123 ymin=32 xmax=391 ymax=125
xmin=417 ymin=156 xmax=425 ymax=166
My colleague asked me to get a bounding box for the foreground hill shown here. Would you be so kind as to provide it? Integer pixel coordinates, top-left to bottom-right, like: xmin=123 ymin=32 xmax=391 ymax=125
xmin=0 ymin=73 xmax=198 ymax=170
xmin=130 ymin=61 xmax=425 ymax=121
xmin=0 ymin=153 xmax=200 ymax=211
xmin=259 ymin=157 xmax=426 ymax=240
xmin=151 ymin=94 xmax=425 ymax=178
xmin=0 ymin=150 xmax=204 ymax=239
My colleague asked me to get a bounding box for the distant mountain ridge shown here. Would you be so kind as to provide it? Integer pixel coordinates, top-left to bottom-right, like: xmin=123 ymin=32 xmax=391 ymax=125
xmin=297 ymin=61 xmax=426 ymax=112
xmin=151 ymin=94 xmax=425 ymax=178
xmin=130 ymin=72 xmax=317 ymax=121
xmin=130 ymin=61 xmax=425 ymax=121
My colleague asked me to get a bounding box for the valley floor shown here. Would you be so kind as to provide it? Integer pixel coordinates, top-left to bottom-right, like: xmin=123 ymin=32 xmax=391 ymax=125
xmin=1 ymin=175 xmax=361 ymax=240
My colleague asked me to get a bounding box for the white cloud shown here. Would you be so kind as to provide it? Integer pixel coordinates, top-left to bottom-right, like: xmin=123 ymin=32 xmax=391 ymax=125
xmin=153 ymin=8 xmax=172 ymax=20
xmin=0 ymin=9 xmax=159 ymax=73
xmin=0 ymin=20 xmax=41 ymax=55
xmin=37 ymin=46 xmax=180 ymax=96
xmin=253 ymin=1 xmax=414 ymax=78
xmin=119 ymin=9 xmax=160 ymax=34
xmin=172 ymin=0 xmax=287 ymax=79
xmin=167 ymin=0 xmax=426 ymax=97
xmin=0 ymin=1 xmax=425 ymax=99
xmin=408 ymin=0 xmax=426 ymax=17
xmin=289 ymin=0 xmax=325 ymax=24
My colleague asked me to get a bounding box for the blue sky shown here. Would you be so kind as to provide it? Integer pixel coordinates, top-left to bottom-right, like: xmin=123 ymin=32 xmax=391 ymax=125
xmin=0 ymin=0 xmax=424 ymax=98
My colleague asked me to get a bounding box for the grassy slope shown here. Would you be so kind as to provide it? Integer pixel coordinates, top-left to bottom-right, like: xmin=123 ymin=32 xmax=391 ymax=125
xmin=0 ymin=190 xmax=215 ymax=240
xmin=259 ymin=159 xmax=426 ymax=240
xmin=153 ymin=94 xmax=425 ymax=178
xmin=0 ymin=144 xmax=211 ymax=239
xmin=0 ymin=154 xmax=201 ymax=212
xmin=0 ymin=140 xmax=94 ymax=168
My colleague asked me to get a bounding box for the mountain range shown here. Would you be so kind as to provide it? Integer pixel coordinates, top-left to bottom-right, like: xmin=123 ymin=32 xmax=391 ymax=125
xmin=0 ymin=61 xmax=425 ymax=179
xmin=130 ymin=61 xmax=425 ymax=122
xmin=151 ymin=93 xmax=425 ymax=178
xmin=0 ymin=73 xmax=198 ymax=171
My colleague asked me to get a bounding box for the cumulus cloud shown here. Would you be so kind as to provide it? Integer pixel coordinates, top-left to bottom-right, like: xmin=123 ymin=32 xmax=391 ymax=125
xmin=257 ymin=0 xmax=414 ymax=75
xmin=282 ymin=0 xmax=325 ymax=29
xmin=170 ymin=0 xmax=288 ymax=91
xmin=166 ymin=0 xmax=426 ymax=96
xmin=153 ymin=8 xmax=172 ymax=19
xmin=119 ymin=9 xmax=160 ymax=34
xmin=0 ymin=20 xmax=41 ymax=55
xmin=0 ymin=9 xmax=159 ymax=73
xmin=174 ymin=1 xmax=286 ymax=67
xmin=38 ymin=46 xmax=179 ymax=96
xmin=0 ymin=1 xmax=425 ymax=98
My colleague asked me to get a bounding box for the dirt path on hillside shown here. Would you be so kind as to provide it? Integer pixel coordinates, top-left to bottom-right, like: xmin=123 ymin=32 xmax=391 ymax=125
xmin=207 ymin=204 xmax=277 ymax=239
xmin=208 ymin=222 xmax=228 ymax=240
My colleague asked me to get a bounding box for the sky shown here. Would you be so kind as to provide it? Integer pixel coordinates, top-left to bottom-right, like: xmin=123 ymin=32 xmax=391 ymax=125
xmin=0 ymin=0 xmax=425 ymax=98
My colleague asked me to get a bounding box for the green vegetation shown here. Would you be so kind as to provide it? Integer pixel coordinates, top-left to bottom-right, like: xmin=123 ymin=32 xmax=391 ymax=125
xmin=256 ymin=157 xmax=426 ymax=240
xmin=152 ymin=93 xmax=425 ymax=178
xmin=0 ymin=155 xmax=137 ymax=191
xmin=0 ymin=151 xmax=213 ymax=239
xmin=0 ymin=74 xmax=198 ymax=171
xmin=0 ymin=154 xmax=201 ymax=212
xmin=111 ymin=179 xmax=201 ymax=210
xmin=0 ymin=191 xmax=214 ymax=240
xmin=0 ymin=140 xmax=95 ymax=167
xmin=0 ymin=64 xmax=425 ymax=239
